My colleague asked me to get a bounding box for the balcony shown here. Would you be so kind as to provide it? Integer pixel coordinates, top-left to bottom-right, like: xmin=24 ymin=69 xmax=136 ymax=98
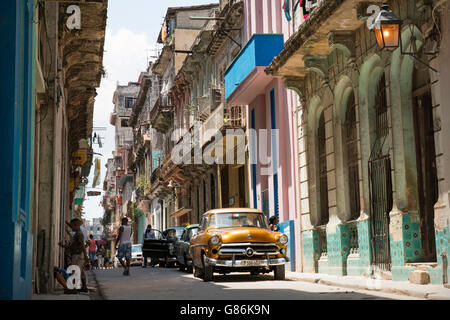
xmin=150 ymin=96 xmax=174 ymax=133
xmin=196 ymin=88 xmax=222 ymax=121
xmin=225 ymin=34 xmax=284 ymax=106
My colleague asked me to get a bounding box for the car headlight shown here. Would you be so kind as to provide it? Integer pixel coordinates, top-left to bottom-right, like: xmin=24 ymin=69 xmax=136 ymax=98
xmin=278 ymin=234 xmax=288 ymax=245
xmin=209 ymin=234 xmax=221 ymax=246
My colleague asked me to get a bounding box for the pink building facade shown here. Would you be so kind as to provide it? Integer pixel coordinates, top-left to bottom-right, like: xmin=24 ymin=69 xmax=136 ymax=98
xmin=225 ymin=0 xmax=301 ymax=270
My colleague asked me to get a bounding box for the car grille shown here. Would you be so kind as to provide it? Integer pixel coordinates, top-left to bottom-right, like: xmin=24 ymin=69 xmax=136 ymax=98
xmin=218 ymin=243 xmax=279 ymax=257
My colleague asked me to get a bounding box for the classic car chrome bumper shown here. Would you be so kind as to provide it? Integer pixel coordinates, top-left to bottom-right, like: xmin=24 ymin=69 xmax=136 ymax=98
xmin=205 ymin=257 xmax=286 ymax=267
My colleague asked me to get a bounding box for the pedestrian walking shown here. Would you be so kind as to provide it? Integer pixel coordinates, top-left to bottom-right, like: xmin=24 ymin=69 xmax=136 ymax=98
xmin=116 ymin=217 xmax=132 ymax=275
xmin=269 ymin=216 xmax=280 ymax=231
xmin=97 ymin=245 xmax=105 ymax=269
xmin=88 ymin=235 xmax=97 ymax=265
xmin=104 ymin=248 xmax=112 ymax=268
xmin=142 ymin=224 xmax=157 ymax=268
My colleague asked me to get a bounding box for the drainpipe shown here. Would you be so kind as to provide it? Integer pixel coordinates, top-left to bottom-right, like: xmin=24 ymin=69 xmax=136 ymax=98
xmin=442 ymin=253 xmax=448 ymax=284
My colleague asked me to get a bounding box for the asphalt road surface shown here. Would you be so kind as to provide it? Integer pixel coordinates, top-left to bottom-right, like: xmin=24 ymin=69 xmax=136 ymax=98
xmin=92 ymin=266 xmax=422 ymax=300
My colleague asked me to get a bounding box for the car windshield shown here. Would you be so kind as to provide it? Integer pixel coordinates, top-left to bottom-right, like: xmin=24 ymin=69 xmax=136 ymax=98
xmin=132 ymin=245 xmax=142 ymax=253
xmin=145 ymin=230 xmax=164 ymax=240
xmin=207 ymin=213 xmax=268 ymax=229
xmin=188 ymin=228 xmax=198 ymax=239
xmin=175 ymin=228 xmax=184 ymax=238
xmin=166 ymin=228 xmax=184 ymax=239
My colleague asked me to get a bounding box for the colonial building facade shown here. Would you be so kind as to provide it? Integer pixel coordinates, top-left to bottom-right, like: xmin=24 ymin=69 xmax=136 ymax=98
xmin=267 ymin=0 xmax=450 ymax=284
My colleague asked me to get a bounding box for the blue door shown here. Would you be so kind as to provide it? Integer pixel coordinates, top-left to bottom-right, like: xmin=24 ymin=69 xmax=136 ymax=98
xmin=0 ymin=0 xmax=36 ymax=300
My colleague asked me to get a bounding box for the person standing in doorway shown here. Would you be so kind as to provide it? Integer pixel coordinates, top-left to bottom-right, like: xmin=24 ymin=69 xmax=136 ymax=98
xmin=88 ymin=235 xmax=97 ymax=266
xmin=142 ymin=224 xmax=157 ymax=268
xmin=269 ymin=216 xmax=280 ymax=231
xmin=116 ymin=217 xmax=132 ymax=275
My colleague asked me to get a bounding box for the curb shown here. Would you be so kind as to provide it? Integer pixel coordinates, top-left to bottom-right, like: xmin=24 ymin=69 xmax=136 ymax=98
xmin=88 ymin=270 xmax=106 ymax=300
xmin=286 ymin=274 xmax=449 ymax=300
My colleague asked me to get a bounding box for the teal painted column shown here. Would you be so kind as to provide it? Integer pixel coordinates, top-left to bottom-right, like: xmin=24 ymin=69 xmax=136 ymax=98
xmin=326 ymin=224 xmax=350 ymax=276
xmin=429 ymin=204 xmax=450 ymax=284
xmin=389 ymin=207 xmax=422 ymax=281
xmin=347 ymin=218 xmax=372 ymax=276
xmin=302 ymin=230 xmax=320 ymax=273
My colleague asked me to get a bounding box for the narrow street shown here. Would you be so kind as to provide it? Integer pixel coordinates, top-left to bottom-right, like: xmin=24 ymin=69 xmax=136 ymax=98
xmin=92 ymin=267 xmax=422 ymax=300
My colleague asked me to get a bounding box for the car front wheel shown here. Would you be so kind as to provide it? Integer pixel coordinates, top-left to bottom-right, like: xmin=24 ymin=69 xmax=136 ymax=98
xmin=202 ymin=254 xmax=214 ymax=282
xmin=274 ymin=264 xmax=285 ymax=280
xmin=193 ymin=265 xmax=203 ymax=278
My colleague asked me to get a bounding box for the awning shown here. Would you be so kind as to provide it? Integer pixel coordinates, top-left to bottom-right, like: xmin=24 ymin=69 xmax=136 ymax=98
xmin=171 ymin=208 xmax=192 ymax=218
xmin=138 ymin=200 xmax=151 ymax=212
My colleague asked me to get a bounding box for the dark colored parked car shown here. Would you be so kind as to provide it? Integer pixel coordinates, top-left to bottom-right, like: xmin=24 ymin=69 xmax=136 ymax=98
xmin=174 ymin=224 xmax=199 ymax=273
xmin=142 ymin=229 xmax=173 ymax=267
xmin=162 ymin=227 xmax=185 ymax=267
xmin=142 ymin=227 xmax=184 ymax=267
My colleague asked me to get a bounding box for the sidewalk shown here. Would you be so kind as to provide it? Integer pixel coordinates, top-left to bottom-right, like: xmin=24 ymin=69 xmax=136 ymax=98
xmin=286 ymin=271 xmax=450 ymax=300
xmin=32 ymin=271 xmax=98 ymax=301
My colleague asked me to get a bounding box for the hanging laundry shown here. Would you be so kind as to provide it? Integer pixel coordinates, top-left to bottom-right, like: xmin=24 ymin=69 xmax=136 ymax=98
xmin=161 ymin=20 xmax=168 ymax=43
xmin=300 ymin=0 xmax=315 ymax=19
xmin=293 ymin=0 xmax=301 ymax=13
xmin=283 ymin=0 xmax=292 ymax=21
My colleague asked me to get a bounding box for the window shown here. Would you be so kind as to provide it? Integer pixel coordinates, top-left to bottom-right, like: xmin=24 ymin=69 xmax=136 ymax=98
xmin=188 ymin=228 xmax=198 ymax=239
xmin=210 ymin=174 xmax=216 ymax=209
xmin=374 ymin=73 xmax=389 ymax=155
xmin=203 ymin=180 xmax=207 ymax=211
xmin=199 ymin=217 xmax=207 ymax=231
xmin=318 ymin=112 xmax=329 ymax=225
xmin=121 ymin=119 xmax=129 ymax=127
xmin=344 ymin=93 xmax=360 ymax=220
xmin=124 ymin=97 xmax=136 ymax=109
xmin=207 ymin=213 xmax=268 ymax=229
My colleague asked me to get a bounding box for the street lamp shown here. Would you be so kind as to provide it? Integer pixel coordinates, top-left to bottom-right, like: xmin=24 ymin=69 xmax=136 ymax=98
xmin=371 ymin=3 xmax=402 ymax=51
xmin=370 ymin=3 xmax=438 ymax=73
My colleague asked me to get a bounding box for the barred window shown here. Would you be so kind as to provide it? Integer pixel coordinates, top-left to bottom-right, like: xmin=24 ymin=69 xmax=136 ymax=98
xmin=373 ymin=73 xmax=389 ymax=156
xmin=318 ymin=112 xmax=329 ymax=225
xmin=345 ymin=94 xmax=360 ymax=220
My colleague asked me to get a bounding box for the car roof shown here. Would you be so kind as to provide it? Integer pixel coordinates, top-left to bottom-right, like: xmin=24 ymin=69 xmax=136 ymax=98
xmin=204 ymin=208 xmax=264 ymax=215
xmin=186 ymin=224 xmax=199 ymax=229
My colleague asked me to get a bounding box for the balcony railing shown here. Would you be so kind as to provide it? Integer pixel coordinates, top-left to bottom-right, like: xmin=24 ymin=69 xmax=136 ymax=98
xmin=196 ymin=88 xmax=222 ymax=121
xmin=150 ymin=96 xmax=174 ymax=133
xmin=225 ymin=34 xmax=284 ymax=101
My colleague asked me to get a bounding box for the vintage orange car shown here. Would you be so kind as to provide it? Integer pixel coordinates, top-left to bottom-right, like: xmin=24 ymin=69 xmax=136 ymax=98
xmin=189 ymin=208 xmax=289 ymax=282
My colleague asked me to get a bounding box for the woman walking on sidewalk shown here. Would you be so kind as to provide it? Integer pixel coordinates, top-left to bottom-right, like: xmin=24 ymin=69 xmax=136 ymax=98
xmin=115 ymin=217 xmax=132 ymax=275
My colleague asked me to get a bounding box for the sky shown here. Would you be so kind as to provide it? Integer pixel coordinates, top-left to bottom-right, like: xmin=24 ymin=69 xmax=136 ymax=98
xmin=84 ymin=0 xmax=219 ymax=223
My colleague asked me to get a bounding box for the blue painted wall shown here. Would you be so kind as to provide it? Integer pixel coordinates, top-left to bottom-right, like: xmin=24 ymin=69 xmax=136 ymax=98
xmin=0 ymin=0 xmax=36 ymax=300
xmin=224 ymin=34 xmax=284 ymax=99
xmin=279 ymin=220 xmax=295 ymax=271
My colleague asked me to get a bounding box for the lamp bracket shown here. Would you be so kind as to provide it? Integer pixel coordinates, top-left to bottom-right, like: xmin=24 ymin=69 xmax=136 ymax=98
xmin=399 ymin=35 xmax=439 ymax=73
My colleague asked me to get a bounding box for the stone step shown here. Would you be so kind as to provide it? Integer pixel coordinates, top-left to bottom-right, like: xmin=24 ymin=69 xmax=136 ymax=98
xmin=405 ymin=262 xmax=438 ymax=271
xmin=408 ymin=270 xmax=431 ymax=285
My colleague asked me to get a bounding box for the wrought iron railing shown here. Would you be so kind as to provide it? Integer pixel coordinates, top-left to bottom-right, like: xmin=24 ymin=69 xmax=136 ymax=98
xmin=346 ymin=221 xmax=359 ymax=255
xmin=317 ymin=226 xmax=327 ymax=257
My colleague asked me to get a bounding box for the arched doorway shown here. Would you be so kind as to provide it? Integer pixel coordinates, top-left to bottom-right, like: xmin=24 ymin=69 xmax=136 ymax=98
xmin=412 ymin=65 xmax=438 ymax=262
